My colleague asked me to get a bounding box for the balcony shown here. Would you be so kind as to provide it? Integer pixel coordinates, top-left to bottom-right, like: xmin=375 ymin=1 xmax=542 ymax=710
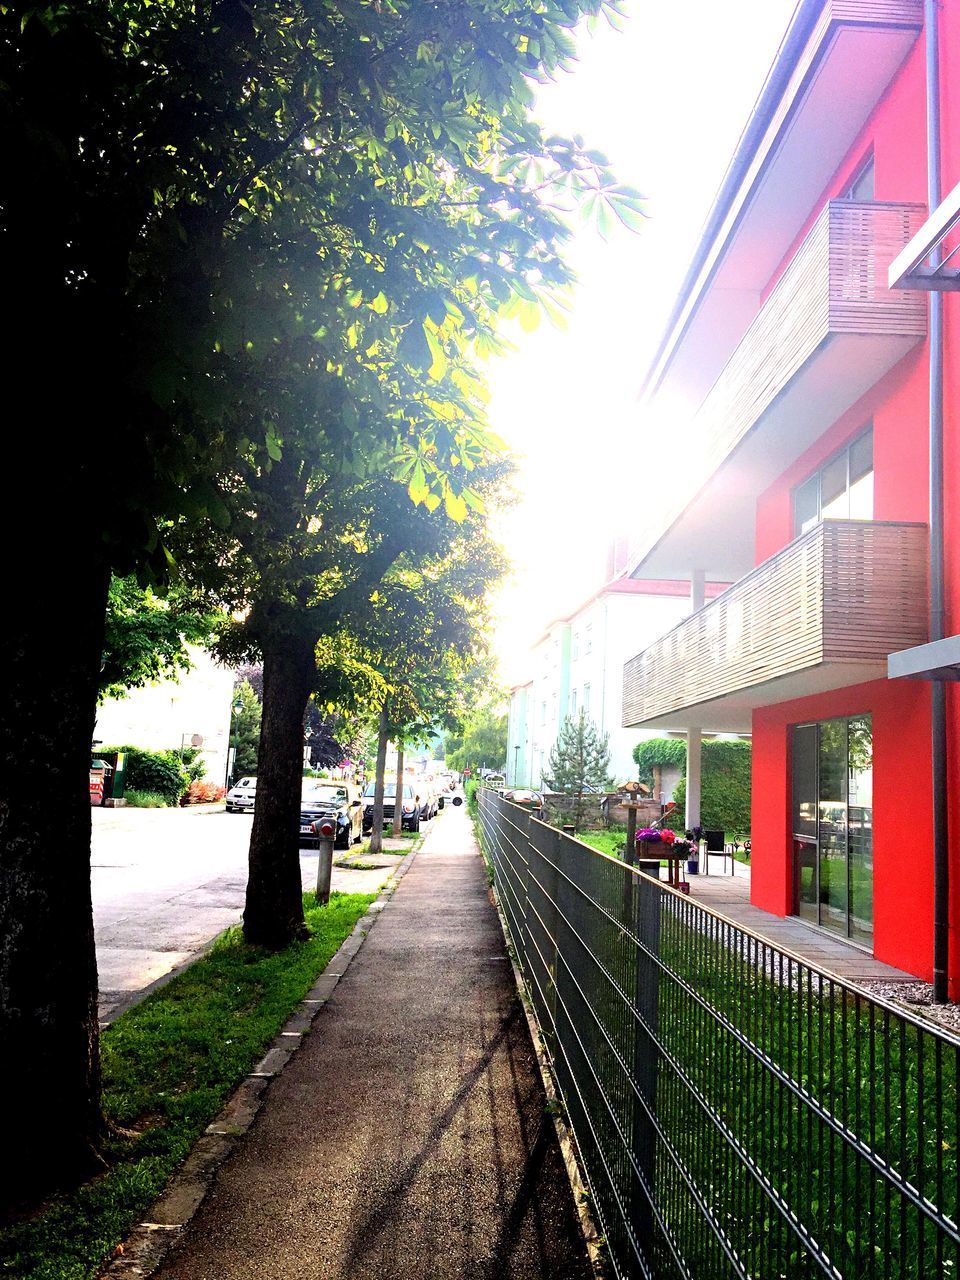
xmin=631 ymin=201 xmax=927 ymax=583
xmin=622 ymin=520 xmax=928 ymax=732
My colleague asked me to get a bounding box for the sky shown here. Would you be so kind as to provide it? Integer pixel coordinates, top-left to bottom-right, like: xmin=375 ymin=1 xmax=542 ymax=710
xmin=489 ymin=0 xmax=798 ymax=687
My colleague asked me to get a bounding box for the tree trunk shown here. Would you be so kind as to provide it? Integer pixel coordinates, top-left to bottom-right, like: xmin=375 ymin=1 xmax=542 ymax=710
xmin=0 ymin=555 xmax=110 ymax=1205
xmin=368 ymin=703 xmax=389 ymax=856
xmin=243 ymin=633 xmax=316 ymax=949
xmin=392 ymin=742 xmax=405 ymax=837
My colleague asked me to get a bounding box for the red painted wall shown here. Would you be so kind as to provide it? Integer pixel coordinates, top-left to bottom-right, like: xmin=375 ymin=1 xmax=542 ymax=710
xmin=939 ymin=0 xmax=960 ymax=993
xmin=752 ymin=679 xmax=934 ymax=983
xmin=754 ymin=351 xmax=929 ymax=564
xmin=743 ymin=7 xmax=960 ymax=991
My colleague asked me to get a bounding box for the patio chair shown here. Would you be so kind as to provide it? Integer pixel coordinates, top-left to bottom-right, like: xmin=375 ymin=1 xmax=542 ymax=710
xmin=703 ymin=829 xmax=730 ymax=875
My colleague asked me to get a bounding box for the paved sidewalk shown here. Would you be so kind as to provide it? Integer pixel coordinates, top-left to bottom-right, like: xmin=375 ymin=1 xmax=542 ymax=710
xmin=153 ymin=806 xmax=590 ymax=1280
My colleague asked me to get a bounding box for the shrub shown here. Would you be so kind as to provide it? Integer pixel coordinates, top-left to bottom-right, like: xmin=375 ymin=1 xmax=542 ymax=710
xmin=666 ymin=740 xmax=752 ymax=836
xmin=183 ymin=780 xmax=226 ymax=805
xmin=103 ymin=746 xmax=191 ymax=805
xmin=178 ymin=747 xmax=208 ymax=785
xmin=124 ymin=790 xmax=169 ymax=808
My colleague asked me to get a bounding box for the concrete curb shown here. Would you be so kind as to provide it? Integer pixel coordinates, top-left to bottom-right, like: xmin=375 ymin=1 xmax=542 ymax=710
xmin=98 ymin=839 xmax=422 ymax=1280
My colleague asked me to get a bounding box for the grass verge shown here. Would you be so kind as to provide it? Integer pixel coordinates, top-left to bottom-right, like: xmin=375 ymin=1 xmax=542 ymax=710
xmin=1 ymin=891 xmax=375 ymax=1280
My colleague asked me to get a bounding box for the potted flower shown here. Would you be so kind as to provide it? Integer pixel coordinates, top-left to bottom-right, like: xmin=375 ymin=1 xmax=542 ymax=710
xmin=635 ymin=827 xmax=663 ymax=878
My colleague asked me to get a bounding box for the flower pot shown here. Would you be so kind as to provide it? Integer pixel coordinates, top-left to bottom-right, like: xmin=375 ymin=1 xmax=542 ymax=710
xmin=686 ymin=858 xmax=699 ymax=875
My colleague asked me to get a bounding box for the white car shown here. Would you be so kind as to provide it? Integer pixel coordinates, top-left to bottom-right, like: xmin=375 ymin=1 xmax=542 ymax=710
xmin=225 ymin=777 xmax=257 ymax=813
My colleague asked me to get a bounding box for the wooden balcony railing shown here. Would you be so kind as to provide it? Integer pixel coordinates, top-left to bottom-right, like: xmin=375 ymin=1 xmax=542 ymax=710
xmin=691 ymin=201 xmax=926 ymax=483
xmin=622 ymin=521 xmax=928 ymax=727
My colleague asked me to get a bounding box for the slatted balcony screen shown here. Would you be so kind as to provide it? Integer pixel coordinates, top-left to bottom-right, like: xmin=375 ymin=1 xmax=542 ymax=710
xmin=622 ymin=520 xmax=928 ymax=727
xmin=692 ymin=201 xmax=926 ymax=486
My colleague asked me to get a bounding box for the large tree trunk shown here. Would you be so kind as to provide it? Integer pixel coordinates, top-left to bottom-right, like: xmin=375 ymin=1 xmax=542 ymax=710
xmin=0 ymin=555 xmax=110 ymax=1206
xmin=368 ymin=703 xmax=389 ymax=856
xmin=392 ymin=742 xmax=405 ymax=837
xmin=243 ymin=633 xmax=316 ymax=948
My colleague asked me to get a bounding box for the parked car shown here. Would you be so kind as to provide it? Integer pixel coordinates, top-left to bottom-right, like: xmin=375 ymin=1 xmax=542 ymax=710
xmin=299 ymin=780 xmax=363 ymax=850
xmin=416 ymin=777 xmax=439 ymax=821
xmin=361 ymin=780 xmax=420 ymax=833
xmin=503 ymin=788 xmax=544 ymax=813
xmin=225 ymin=777 xmax=257 ymax=813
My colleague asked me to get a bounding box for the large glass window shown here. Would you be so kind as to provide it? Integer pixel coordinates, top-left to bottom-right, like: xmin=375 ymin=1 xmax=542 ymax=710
xmin=842 ymin=154 xmax=875 ymax=202
xmin=793 ymin=427 xmax=873 ymax=536
xmin=791 ymin=716 xmax=873 ymax=943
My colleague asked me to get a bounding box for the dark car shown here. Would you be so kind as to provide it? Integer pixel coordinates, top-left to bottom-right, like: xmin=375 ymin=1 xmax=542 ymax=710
xmin=299 ymin=781 xmax=363 ymax=850
xmin=362 ymin=780 xmax=420 ymax=833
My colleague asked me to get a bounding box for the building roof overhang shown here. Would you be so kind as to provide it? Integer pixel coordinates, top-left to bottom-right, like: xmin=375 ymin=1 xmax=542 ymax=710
xmin=644 ymin=0 xmax=923 ymax=403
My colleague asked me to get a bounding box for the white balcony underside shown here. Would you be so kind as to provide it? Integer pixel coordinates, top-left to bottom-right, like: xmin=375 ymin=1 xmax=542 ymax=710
xmin=633 ymin=660 xmax=890 ymax=734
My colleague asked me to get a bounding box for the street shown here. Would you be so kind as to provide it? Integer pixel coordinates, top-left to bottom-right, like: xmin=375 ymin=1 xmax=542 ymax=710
xmin=92 ymin=806 xmax=403 ymax=1021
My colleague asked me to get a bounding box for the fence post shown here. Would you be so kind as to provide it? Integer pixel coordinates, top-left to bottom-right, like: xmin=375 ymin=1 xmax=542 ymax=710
xmin=630 ymin=872 xmax=661 ymax=1264
xmin=623 ymin=801 xmax=638 ymax=919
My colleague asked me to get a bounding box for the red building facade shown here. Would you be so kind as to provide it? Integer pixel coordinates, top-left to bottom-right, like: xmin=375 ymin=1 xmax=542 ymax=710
xmin=623 ymin=0 xmax=960 ymax=990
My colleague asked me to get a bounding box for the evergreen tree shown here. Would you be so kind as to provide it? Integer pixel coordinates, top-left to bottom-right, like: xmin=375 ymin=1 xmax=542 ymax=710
xmin=230 ymin=680 xmax=263 ymax=781
xmin=547 ymin=712 xmax=611 ymax=832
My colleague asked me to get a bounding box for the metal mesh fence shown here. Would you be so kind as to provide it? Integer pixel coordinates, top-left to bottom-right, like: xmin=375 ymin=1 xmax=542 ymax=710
xmin=479 ymin=789 xmax=960 ymax=1280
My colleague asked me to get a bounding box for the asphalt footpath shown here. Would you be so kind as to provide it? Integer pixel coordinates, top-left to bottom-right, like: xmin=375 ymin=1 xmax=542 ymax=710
xmin=153 ymin=804 xmax=591 ymax=1280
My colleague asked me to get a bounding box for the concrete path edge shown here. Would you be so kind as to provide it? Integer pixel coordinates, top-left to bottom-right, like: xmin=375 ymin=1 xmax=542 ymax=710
xmin=481 ymin=863 xmax=607 ymax=1277
xmin=97 ymin=839 xmax=423 ymax=1280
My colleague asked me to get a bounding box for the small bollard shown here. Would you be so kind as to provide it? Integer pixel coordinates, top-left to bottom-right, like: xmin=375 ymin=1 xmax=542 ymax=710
xmin=313 ymin=817 xmax=336 ymax=906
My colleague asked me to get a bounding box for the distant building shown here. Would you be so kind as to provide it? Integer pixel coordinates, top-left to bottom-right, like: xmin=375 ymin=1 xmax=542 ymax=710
xmin=94 ymin=647 xmax=235 ymax=783
xmin=506 ymin=577 xmax=710 ymax=789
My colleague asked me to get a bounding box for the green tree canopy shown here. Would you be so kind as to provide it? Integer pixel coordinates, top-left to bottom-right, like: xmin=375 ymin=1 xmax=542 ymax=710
xmin=446 ymin=706 xmax=508 ymax=776
xmin=2 ymin=0 xmax=645 ymax=1199
xmin=100 ymin=577 xmax=219 ymax=702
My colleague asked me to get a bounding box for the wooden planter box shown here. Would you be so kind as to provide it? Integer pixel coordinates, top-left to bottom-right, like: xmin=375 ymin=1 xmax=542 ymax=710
xmin=636 ymin=841 xmax=662 ymax=879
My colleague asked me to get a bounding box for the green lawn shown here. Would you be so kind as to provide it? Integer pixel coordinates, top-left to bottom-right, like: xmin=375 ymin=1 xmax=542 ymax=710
xmin=1 ymin=891 xmax=375 ymax=1280
xmin=576 ymin=828 xmax=629 ymax=859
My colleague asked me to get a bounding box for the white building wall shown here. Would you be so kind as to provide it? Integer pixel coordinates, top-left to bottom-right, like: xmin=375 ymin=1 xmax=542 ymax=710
xmin=94 ymin=647 xmax=236 ymax=784
xmin=516 ymin=589 xmax=692 ymax=790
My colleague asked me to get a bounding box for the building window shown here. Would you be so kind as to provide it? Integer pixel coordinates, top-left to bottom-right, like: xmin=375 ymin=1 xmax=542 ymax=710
xmin=792 ymin=715 xmax=873 ymax=944
xmin=573 ymin=632 xmax=580 ymax=660
xmin=793 ymin=426 xmax=873 ymax=536
xmin=583 ymin=683 xmax=591 ymax=716
xmin=585 ymin=624 xmax=593 ymax=656
xmin=842 ymin=153 xmax=875 ymax=202
xmin=540 ymin=700 xmax=546 ymax=725
xmin=571 ymin=688 xmax=578 ymax=716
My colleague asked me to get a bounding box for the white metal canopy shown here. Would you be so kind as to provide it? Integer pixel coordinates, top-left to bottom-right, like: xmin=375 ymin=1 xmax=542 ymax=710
xmin=888 ymin=178 xmax=960 ymax=290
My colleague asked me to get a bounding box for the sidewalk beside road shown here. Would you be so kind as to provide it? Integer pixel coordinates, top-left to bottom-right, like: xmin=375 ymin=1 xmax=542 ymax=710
xmin=148 ymin=805 xmax=590 ymax=1280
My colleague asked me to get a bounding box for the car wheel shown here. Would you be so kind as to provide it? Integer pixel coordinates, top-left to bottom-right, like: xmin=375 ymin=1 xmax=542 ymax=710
xmin=410 ymin=814 xmax=420 ymax=832
xmin=336 ymin=824 xmax=350 ymax=850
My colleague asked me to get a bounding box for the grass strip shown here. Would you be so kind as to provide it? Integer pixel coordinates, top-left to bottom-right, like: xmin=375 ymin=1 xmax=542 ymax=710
xmin=2 ymin=890 xmax=375 ymax=1280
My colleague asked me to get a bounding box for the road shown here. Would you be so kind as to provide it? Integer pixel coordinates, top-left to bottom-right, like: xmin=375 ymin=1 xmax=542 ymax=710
xmin=92 ymin=806 xmax=402 ymax=1022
